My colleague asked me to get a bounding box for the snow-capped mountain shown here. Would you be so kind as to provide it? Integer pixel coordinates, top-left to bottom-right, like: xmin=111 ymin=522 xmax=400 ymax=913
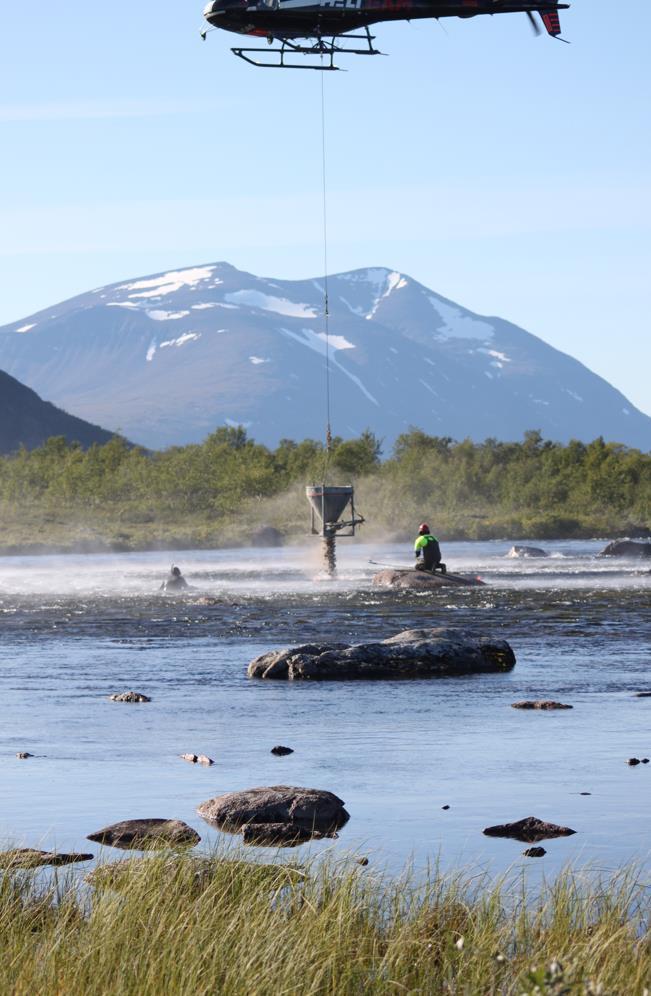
xmin=1 ymin=262 xmax=649 ymax=451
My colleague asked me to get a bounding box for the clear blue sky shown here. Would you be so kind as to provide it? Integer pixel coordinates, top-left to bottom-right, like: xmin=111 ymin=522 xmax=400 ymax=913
xmin=1 ymin=2 xmax=649 ymax=414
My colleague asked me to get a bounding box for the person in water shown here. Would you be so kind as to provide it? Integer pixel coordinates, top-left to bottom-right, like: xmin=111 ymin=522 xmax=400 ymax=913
xmin=160 ymin=565 xmax=189 ymax=591
xmin=414 ymin=524 xmax=446 ymax=574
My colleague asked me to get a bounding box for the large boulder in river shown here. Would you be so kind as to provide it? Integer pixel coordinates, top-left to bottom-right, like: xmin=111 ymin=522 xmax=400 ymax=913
xmin=598 ymin=540 xmax=651 ymax=558
xmin=87 ymin=818 xmax=200 ymax=850
xmin=483 ymin=816 xmax=576 ymax=843
xmin=506 ymin=545 xmax=548 ymax=559
xmin=248 ymin=627 xmax=515 ymax=681
xmin=197 ymin=785 xmax=349 ymax=836
xmin=372 ymin=570 xmax=483 ymax=590
xmin=109 ymin=691 xmax=151 ymax=703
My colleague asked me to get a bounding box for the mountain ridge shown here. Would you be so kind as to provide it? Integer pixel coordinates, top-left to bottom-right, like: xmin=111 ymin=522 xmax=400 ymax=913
xmin=0 ymin=368 xmax=117 ymax=455
xmin=1 ymin=262 xmax=648 ymax=452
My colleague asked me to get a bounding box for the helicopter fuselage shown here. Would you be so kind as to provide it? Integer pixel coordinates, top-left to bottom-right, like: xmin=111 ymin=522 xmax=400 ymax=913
xmin=203 ymin=0 xmax=568 ymax=41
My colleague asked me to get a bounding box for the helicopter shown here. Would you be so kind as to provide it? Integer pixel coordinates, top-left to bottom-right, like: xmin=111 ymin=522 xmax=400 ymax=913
xmin=202 ymin=0 xmax=569 ymax=69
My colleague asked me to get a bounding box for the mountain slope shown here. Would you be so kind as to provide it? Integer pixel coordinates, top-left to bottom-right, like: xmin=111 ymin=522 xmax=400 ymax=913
xmin=0 ymin=262 xmax=649 ymax=451
xmin=0 ymin=369 xmax=116 ymax=454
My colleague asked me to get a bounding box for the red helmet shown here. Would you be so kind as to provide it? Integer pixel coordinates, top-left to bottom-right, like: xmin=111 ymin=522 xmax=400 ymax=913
xmin=418 ymin=523 xmax=430 ymax=534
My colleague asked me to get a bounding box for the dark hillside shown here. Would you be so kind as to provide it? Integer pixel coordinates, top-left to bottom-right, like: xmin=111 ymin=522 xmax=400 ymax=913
xmin=0 ymin=368 xmax=116 ymax=454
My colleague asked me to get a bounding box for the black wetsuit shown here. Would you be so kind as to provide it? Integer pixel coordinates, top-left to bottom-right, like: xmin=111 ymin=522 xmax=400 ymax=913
xmin=414 ymin=533 xmax=443 ymax=572
xmin=160 ymin=572 xmax=189 ymax=592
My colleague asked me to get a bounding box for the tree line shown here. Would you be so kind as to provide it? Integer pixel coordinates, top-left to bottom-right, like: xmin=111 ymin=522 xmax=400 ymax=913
xmin=0 ymin=427 xmax=649 ymax=540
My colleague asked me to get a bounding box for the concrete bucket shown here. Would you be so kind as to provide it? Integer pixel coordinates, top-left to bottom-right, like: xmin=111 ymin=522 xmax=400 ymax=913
xmin=305 ymin=485 xmax=353 ymax=526
xmin=305 ymin=484 xmax=363 ymax=576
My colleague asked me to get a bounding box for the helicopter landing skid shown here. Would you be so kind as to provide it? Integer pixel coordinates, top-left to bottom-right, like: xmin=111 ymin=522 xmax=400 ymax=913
xmin=232 ymin=27 xmax=383 ymax=70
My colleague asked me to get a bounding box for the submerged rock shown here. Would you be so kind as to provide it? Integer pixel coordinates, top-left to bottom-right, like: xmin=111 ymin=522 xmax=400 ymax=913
xmin=241 ymin=822 xmax=332 ymax=847
xmin=197 ymin=785 xmax=349 ymax=839
xmin=511 ymin=701 xmax=573 ymax=710
xmin=180 ymin=754 xmax=214 ymax=766
xmin=16 ymin=752 xmax=34 ymax=759
xmin=598 ymin=540 xmax=651 ymax=558
xmin=635 ymin=691 xmax=651 ymax=698
xmin=0 ymin=848 xmax=93 ymax=869
xmin=87 ymin=818 xmax=200 ymax=850
xmin=372 ymin=570 xmax=484 ymax=590
xmin=628 ymin=758 xmax=641 ymax=766
xmin=506 ymin=546 xmax=548 ymax=559
xmin=271 ymin=746 xmax=294 ymax=756
xmin=248 ymin=627 xmax=515 ymax=681
xmin=523 ymin=847 xmax=547 ymax=858
xmin=483 ymin=816 xmax=576 ymax=843
xmin=109 ymin=691 xmax=151 ymax=703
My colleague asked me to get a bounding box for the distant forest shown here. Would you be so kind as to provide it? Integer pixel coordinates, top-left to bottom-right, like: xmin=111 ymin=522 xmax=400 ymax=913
xmin=0 ymin=428 xmax=649 ymax=552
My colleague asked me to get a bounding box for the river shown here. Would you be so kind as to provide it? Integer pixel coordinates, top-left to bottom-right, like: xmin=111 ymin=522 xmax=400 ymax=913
xmin=1 ymin=540 xmax=650 ymax=880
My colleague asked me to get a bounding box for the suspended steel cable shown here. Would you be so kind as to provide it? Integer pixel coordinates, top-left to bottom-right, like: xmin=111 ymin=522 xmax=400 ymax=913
xmin=319 ymin=66 xmax=332 ymax=483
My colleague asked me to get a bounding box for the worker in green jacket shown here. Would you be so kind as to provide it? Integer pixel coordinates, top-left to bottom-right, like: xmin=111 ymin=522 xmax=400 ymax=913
xmin=414 ymin=524 xmax=446 ymax=574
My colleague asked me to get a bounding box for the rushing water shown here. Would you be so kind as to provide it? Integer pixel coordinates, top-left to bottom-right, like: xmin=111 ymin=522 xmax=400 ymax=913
xmin=0 ymin=540 xmax=650 ymax=880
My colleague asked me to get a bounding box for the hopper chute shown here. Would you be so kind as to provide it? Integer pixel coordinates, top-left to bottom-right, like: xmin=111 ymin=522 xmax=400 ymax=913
xmin=306 ymin=483 xmax=365 ymax=575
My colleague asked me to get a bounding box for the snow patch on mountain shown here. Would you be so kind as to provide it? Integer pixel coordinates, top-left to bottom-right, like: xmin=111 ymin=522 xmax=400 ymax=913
xmin=318 ymin=333 xmax=355 ymax=351
xmin=279 ymin=327 xmax=377 ymax=405
xmin=366 ymin=271 xmax=408 ymax=319
xmin=430 ymin=298 xmax=494 ymax=341
xmin=107 ymin=302 xmax=138 ymax=310
xmin=225 ymin=290 xmax=317 ymax=319
xmin=340 ymin=297 xmax=366 ymax=317
xmin=146 ymin=309 xmax=190 ymax=321
xmin=146 ymin=341 xmax=157 ymax=362
xmin=479 ymin=348 xmax=511 ymax=367
xmin=121 ymin=266 xmax=216 ymax=300
xmin=419 ymin=379 xmax=439 ymax=398
xmin=16 ymin=323 xmax=36 ymax=333
xmin=160 ymin=333 xmax=201 ymax=349
xmin=249 ymin=356 xmax=270 ymax=365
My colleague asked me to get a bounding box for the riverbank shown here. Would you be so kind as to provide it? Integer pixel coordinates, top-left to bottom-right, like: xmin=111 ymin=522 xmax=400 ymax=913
xmin=0 ymin=430 xmax=649 ymax=555
xmin=1 ymin=850 xmax=649 ymax=995
xmin=0 ymin=496 xmax=649 ymax=557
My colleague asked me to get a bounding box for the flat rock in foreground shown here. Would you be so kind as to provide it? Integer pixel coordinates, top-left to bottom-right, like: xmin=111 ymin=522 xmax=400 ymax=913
xmin=483 ymin=816 xmax=576 ymax=844
xmin=0 ymin=848 xmax=94 ymax=869
xmin=197 ymin=785 xmax=349 ymax=837
xmin=87 ymin=818 xmax=200 ymax=850
xmin=248 ymin=627 xmax=515 ymax=681
xmin=372 ymin=570 xmax=484 ymax=590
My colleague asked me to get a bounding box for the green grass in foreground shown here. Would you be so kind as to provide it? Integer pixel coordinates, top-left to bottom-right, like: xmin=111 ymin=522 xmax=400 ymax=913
xmin=1 ymin=850 xmax=649 ymax=995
